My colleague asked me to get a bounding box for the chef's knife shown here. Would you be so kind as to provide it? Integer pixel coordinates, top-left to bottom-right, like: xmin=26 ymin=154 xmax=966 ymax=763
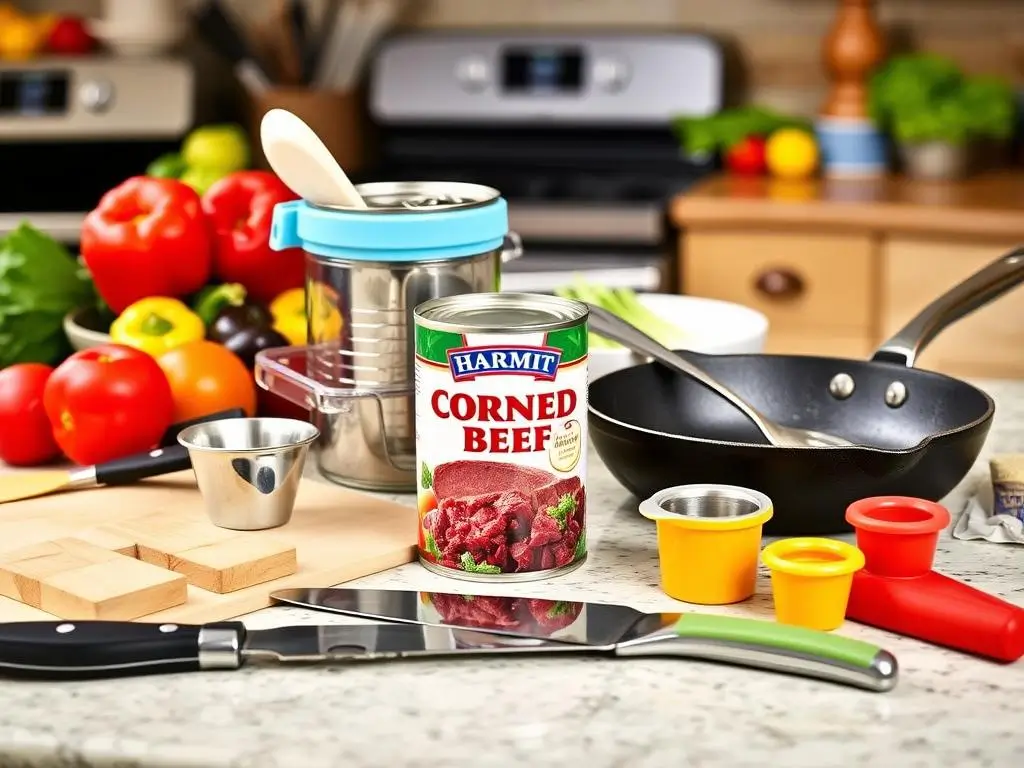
xmin=269 ymin=588 xmax=897 ymax=692
xmin=0 ymin=618 xmax=895 ymax=692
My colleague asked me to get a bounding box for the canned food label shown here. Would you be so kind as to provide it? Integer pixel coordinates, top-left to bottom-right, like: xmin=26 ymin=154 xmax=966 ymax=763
xmin=415 ymin=323 xmax=587 ymax=577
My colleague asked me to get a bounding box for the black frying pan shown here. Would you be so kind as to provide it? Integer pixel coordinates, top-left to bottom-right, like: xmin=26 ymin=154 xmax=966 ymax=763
xmin=588 ymin=247 xmax=1024 ymax=535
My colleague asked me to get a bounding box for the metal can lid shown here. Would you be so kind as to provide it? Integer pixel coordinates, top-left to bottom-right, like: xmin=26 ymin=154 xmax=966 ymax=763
xmin=415 ymin=292 xmax=589 ymax=334
xmin=313 ymin=181 xmax=501 ymax=214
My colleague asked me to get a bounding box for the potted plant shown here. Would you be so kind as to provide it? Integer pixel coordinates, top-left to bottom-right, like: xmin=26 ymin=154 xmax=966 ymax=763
xmin=868 ymin=53 xmax=1017 ymax=180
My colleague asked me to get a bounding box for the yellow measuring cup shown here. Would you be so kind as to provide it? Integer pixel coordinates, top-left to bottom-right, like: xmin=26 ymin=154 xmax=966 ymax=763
xmin=639 ymin=484 xmax=773 ymax=605
xmin=761 ymin=537 xmax=865 ymax=631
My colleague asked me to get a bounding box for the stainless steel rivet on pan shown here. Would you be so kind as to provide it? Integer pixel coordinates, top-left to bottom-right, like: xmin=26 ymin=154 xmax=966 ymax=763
xmin=56 ymin=623 xmax=75 ymax=633
xmin=885 ymin=381 xmax=908 ymax=408
xmin=159 ymin=624 xmax=179 ymax=633
xmin=829 ymin=373 xmax=855 ymax=400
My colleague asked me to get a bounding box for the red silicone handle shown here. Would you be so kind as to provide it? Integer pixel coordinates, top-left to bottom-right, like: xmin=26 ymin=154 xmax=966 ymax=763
xmin=846 ymin=569 xmax=1024 ymax=663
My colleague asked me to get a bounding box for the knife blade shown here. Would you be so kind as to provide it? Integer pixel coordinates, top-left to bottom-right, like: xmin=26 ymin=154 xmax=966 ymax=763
xmin=0 ymin=618 xmax=896 ymax=692
xmin=269 ymin=588 xmax=897 ymax=692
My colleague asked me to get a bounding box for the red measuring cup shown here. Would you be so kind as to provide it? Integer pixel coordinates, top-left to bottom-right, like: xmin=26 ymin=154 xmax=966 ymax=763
xmin=845 ymin=496 xmax=1024 ymax=663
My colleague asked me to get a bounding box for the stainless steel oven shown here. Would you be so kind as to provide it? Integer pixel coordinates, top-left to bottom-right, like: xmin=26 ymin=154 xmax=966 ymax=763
xmin=364 ymin=31 xmax=723 ymax=293
xmin=0 ymin=57 xmax=194 ymax=244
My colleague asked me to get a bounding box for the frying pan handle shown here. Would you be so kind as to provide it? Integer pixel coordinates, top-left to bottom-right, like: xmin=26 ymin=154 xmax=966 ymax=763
xmin=872 ymin=246 xmax=1024 ymax=367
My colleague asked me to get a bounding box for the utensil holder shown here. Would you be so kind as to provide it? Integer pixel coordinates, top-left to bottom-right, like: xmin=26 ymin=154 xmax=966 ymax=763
xmin=250 ymin=87 xmax=369 ymax=174
xmin=845 ymin=496 xmax=1024 ymax=662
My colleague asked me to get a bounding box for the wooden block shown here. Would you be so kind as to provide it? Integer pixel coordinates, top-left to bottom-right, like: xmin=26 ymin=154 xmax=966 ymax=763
xmin=0 ymin=538 xmax=187 ymax=620
xmin=74 ymin=526 xmax=138 ymax=557
xmin=112 ymin=513 xmax=297 ymax=594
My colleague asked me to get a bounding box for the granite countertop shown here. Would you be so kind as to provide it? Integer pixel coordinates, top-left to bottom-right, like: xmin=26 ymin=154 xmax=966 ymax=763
xmin=1 ymin=380 xmax=1023 ymax=768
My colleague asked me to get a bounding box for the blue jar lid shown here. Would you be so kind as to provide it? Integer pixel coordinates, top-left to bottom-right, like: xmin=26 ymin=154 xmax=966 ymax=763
xmin=269 ymin=181 xmax=508 ymax=263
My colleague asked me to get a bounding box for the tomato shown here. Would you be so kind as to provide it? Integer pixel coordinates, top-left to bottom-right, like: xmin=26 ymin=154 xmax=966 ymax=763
xmin=0 ymin=363 xmax=62 ymax=466
xmin=43 ymin=344 xmax=175 ymax=465
xmin=725 ymin=135 xmax=768 ymax=176
xmin=157 ymin=340 xmax=257 ymax=422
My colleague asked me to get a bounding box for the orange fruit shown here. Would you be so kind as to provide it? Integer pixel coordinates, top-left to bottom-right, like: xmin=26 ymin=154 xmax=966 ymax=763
xmin=156 ymin=340 xmax=257 ymax=422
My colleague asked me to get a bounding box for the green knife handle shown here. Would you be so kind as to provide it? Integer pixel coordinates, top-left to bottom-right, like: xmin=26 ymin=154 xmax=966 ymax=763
xmin=614 ymin=614 xmax=898 ymax=692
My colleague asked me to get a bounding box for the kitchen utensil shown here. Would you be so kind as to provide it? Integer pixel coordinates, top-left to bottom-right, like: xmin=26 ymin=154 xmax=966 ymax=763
xmin=312 ymin=0 xmax=355 ymax=88
xmin=271 ymin=0 xmax=304 ymax=84
xmin=0 ymin=446 xmax=189 ymax=505
xmin=268 ymin=587 xmax=895 ymax=690
xmin=335 ymin=0 xmax=400 ymax=91
xmin=0 ymin=614 xmax=898 ymax=691
xmin=585 ymin=293 xmax=769 ymax=383
xmin=192 ymin=0 xmax=272 ymax=94
xmin=0 ymin=472 xmax=416 ymax=625
xmin=177 ymin=417 xmax=319 ymax=531
xmin=0 ymin=408 xmax=248 ymax=505
xmin=302 ymin=0 xmax=337 ymax=84
xmin=844 ymin=496 xmax=1024 ymax=662
xmin=760 ymin=537 xmax=865 ymax=631
xmin=588 ymin=304 xmax=853 ymax=449
xmin=637 ymin=484 xmax=773 ymax=605
xmin=289 ymin=0 xmax=311 ymax=83
xmin=589 ymin=247 xmax=1024 ymax=535
xmin=256 ymin=180 xmax=521 ymax=492
xmin=260 ymin=108 xmax=366 ymax=207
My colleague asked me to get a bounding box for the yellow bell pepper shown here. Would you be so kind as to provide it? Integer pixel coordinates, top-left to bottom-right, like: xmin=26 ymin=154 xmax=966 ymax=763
xmin=110 ymin=297 xmax=206 ymax=357
xmin=269 ymin=288 xmax=306 ymax=346
xmin=308 ymin=282 xmax=344 ymax=343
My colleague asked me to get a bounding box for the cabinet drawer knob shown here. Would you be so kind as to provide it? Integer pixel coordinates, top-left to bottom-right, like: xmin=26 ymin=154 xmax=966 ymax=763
xmin=755 ymin=269 xmax=805 ymax=299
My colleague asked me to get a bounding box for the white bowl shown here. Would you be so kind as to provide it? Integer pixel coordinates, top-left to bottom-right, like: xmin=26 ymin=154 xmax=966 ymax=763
xmin=587 ymin=293 xmax=769 ymax=382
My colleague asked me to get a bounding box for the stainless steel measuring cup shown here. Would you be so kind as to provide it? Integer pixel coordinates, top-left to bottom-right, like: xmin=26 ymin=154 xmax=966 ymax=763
xmin=177 ymin=417 xmax=320 ymax=531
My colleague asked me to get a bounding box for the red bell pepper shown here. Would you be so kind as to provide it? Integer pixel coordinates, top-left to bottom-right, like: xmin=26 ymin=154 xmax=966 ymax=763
xmin=80 ymin=177 xmax=213 ymax=314
xmin=202 ymin=171 xmax=304 ymax=304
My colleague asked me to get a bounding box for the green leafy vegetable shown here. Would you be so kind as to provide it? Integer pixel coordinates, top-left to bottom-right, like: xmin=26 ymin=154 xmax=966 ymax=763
xmin=671 ymin=106 xmax=811 ymax=156
xmin=459 ymin=552 xmax=501 ymax=574
xmin=573 ymin=529 xmax=587 ymax=561
xmin=545 ymin=493 xmax=578 ymax=531
xmin=868 ymin=54 xmax=1017 ymax=144
xmin=556 ymin=279 xmax=692 ymax=351
xmin=424 ymin=530 xmax=441 ymax=559
xmin=0 ymin=222 xmax=96 ymax=369
xmin=547 ymin=601 xmax=571 ymax=618
xmin=420 ymin=462 xmax=433 ymax=490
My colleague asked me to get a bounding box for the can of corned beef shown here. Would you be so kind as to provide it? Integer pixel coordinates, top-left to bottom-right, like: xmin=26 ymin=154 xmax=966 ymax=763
xmin=413 ymin=292 xmax=589 ymax=582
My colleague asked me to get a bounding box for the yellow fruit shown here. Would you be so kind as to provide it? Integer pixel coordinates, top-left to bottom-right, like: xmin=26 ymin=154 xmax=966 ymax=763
xmin=0 ymin=16 xmax=43 ymax=60
xmin=766 ymin=128 xmax=819 ymax=180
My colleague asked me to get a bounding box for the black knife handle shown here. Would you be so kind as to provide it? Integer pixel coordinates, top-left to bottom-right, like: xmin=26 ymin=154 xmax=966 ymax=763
xmin=159 ymin=407 xmax=247 ymax=447
xmin=0 ymin=621 xmax=246 ymax=680
xmin=94 ymin=444 xmax=192 ymax=486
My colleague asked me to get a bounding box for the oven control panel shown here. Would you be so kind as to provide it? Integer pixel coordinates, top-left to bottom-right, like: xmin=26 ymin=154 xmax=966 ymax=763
xmin=370 ymin=32 xmax=722 ymax=125
xmin=0 ymin=58 xmax=193 ymax=141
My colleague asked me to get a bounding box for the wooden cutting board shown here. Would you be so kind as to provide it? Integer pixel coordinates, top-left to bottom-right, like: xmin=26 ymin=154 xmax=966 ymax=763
xmin=0 ymin=471 xmax=418 ymax=623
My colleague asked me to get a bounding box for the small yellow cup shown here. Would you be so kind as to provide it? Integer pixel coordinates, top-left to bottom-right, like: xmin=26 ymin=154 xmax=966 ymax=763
xmin=760 ymin=537 xmax=865 ymax=631
xmin=639 ymin=484 xmax=773 ymax=605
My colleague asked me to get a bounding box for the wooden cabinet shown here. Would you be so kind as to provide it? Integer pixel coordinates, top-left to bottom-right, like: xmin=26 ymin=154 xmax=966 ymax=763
xmin=673 ymin=174 xmax=1024 ymax=379
xmin=881 ymin=238 xmax=1024 ymax=379
xmin=683 ymin=231 xmax=876 ymax=358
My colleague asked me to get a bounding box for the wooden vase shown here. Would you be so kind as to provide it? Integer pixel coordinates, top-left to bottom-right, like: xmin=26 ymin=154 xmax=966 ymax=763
xmin=820 ymin=0 xmax=886 ymax=119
